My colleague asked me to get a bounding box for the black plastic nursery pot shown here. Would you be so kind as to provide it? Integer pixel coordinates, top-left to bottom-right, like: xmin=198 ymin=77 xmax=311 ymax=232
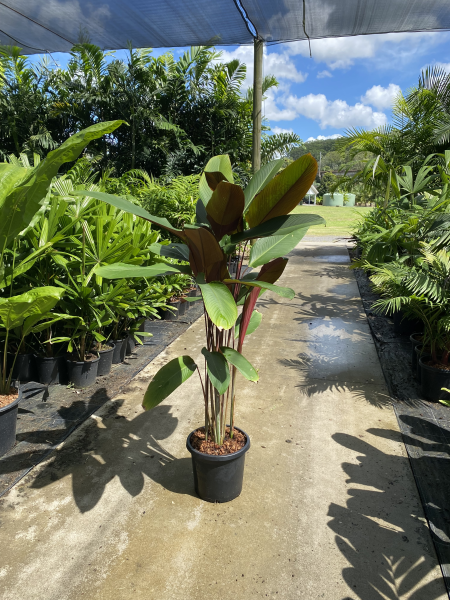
xmin=410 ymin=333 xmax=423 ymax=376
xmin=8 ymin=353 xmax=36 ymax=382
xmin=35 ymin=355 xmax=67 ymax=385
xmin=126 ymin=336 xmax=136 ymax=355
xmin=163 ymin=301 xmax=180 ymax=321
xmin=186 ymin=427 xmax=250 ymax=503
xmin=111 ymin=338 xmax=127 ymax=364
xmin=178 ymin=299 xmax=187 ymax=317
xmin=66 ymin=354 xmax=99 ymax=388
xmin=393 ymin=310 xmax=423 ymax=336
xmin=419 ymin=355 xmax=450 ymax=402
xmin=97 ymin=343 xmax=115 ymax=376
xmin=0 ymin=389 xmax=21 ymax=457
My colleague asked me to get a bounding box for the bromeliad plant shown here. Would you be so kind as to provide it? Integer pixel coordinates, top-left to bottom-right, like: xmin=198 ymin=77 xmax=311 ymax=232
xmin=85 ymin=153 xmax=323 ymax=445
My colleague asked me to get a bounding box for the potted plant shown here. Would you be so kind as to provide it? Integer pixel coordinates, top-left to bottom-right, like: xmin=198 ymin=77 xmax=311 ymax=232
xmin=86 ymin=153 xmax=323 ymax=501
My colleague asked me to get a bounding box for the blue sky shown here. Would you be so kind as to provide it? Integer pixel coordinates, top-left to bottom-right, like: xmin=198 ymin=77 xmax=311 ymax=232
xmin=31 ymin=31 xmax=450 ymax=142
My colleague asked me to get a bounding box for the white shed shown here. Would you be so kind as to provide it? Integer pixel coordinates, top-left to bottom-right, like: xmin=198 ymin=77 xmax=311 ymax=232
xmin=303 ymin=184 xmax=318 ymax=205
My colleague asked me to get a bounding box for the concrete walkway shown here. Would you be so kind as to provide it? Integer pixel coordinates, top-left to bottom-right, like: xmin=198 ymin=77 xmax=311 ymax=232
xmin=0 ymin=242 xmax=446 ymax=600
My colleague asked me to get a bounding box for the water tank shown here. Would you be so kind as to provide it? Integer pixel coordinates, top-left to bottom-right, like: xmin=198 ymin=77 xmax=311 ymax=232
xmin=323 ymin=193 xmax=343 ymax=207
xmin=344 ymin=193 xmax=356 ymax=207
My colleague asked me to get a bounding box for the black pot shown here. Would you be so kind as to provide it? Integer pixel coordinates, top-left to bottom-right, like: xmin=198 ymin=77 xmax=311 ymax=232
xmin=189 ymin=288 xmax=197 ymax=298
xmin=410 ymin=333 xmax=423 ymax=376
xmin=35 ymin=355 xmax=67 ymax=385
xmin=186 ymin=427 xmax=250 ymax=503
xmin=126 ymin=336 xmax=136 ymax=355
xmin=0 ymin=389 xmax=21 ymax=457
xmin=66 ymin=354 xmax=99 ymax=388
xmin=420 ymin=355 xmax=450 ymax=402
xmin=97 ymin=343 xmax=115 ymax=376
xmin=111 ymin=338 xmax=127 ymax=364
xmin=393 ymin=311 xmax=423 ymax=336
xmin=178 ymin=299 xmax=187 ymax=317
xmin=7 ymin=353 xmax=36 ymax=382
xmin=163 ymin=302 xmax=180 ymax=321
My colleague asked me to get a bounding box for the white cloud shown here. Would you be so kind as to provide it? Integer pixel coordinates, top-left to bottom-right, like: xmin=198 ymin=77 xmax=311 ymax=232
xmin=218 ymin=46 xmax=307 ymax=90
xmin=361 ymin=83 xmax=401 ymax=110
xmin=265 ymin=89 xmax=387 ymax=129
xmin=285 ymin=32 xmax=445 ymax=70
xmin=317 ymin=70 xmax=332 ymax=79
xmin=271 ymin=126 xmax=294 ymax=135
xmin=307 ymin=135 xmax=342 ymax=141
xmin=425 ymin=62 xmax=450 ymax=73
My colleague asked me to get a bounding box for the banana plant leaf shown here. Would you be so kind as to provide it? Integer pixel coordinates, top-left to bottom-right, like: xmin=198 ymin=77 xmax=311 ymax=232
xmin=205 ymin=182 xmax=244 ymax=241
xmin=199 ymin=282 xmax=238 ymax=329
xmin=246 ymin=154 xmax=318 ymax=227
xmin=235 ymin=310 xmax=262 ymax=339
xmin=230 ymin=213 xmax=325 ymax=244
xmin=199 ymin=155 xmax=234 ymax=206
xmin=143 ymin=356 xmax=197 ymax=411
xmin=184 ymin=227 xmax=227 ymax=282
xmin=243 ymin=159 xmax=284 ymax=212
xmin=223 ymin=278 xmax=295 ymax=300
xmin=220 ymin=346 xmax=259 ymax=382
xmin=0 ymin=121 xmax=124 ymax=252
xmin=201 ymin=348 xmax=230 ymax=394
xmin=249 ymin=227 xmax=308 ymax=267
xmin=149 ymin=242 xmax=190 ymax=262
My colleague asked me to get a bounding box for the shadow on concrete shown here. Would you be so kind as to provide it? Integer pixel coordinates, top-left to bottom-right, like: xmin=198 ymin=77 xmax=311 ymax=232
xmin=330 ymin=431 xmax=446 ymax=600
xmin=3 ymin=388 xmax=197 ymax=511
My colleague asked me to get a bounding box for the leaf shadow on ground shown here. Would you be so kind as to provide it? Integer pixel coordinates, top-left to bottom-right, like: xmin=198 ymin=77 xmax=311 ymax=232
xmin=3 ymin=387 xmax=197 ymax=512
xmin=331 ymin=430 xmax=447 ymax=600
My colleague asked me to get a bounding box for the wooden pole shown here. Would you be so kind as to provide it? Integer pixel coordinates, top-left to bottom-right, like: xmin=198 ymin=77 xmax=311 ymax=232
xmin=252 ymin=38 xmax=263 ymax=174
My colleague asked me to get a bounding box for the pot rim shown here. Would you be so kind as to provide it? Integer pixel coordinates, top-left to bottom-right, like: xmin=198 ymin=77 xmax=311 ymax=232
xmin=34 ymin=354 xmax=65 ymax=362
xmin=0 ymin=388 xmax=21 ymax=414
xmin=419 ymin=354 xmax=450 ymax=373
xmin=410 ymin=332 xmax=423 ymax=343
xmin=65 ymin=353 xmax=100 ymax=365
xmin=97 ymin=342 xmax=115 ymax=354
xmin=186 ymin=425 xmax=250 ymax=462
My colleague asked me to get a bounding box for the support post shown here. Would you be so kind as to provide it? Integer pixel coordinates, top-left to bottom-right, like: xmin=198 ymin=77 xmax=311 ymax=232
xmin=252 ymin=38 xmax=263 ymax=174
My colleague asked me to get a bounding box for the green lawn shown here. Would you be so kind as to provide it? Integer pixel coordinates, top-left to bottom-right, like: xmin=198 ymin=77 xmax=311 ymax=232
xmin=291 ymin=205 xmax=372 ymax=237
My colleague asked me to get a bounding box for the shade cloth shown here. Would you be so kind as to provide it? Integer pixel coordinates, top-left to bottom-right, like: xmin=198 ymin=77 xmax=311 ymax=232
xmin=0 ymin=0 xmax=449 ymax=54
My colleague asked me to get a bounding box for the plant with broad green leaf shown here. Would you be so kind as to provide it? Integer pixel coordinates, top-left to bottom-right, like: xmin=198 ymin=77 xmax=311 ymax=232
xmin=85 ymin=152 xmax=322 ymax=446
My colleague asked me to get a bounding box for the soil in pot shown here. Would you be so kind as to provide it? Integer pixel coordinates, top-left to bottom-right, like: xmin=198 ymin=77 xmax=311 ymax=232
xmin=163 ymin=300 xmax=180 ymax=321
xmin=0 ymin=388 xmax=20 ymax=457
xmin=7 ymin=352 xmax=36 ymax=382
xmin=186 ymin=426 xmax=250 ymax=503
xmin=36 ymin=355 xmax=67 ymax=385
xmin=96 ymin=343 xmax=115 ymax=376
xmin=419 ymin=355 xmax=450 ymax=402
xmin=111 ymin=338 xmax=126 ymax=364
xmin=126 ymin=336 xmax=136 ymax=355
xmin=66 ymin=353 xmax=99 ymax=388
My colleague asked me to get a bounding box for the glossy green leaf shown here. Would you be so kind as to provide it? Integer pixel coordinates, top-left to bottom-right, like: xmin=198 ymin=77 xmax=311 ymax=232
xmin=0 ymin=121 xmax=125 ymax=251
xmin=143 ymin=356 xmax=197 ymax=411
xmin=231 ymin=213 xmax=325 ymax=244
xmin=220 ymin=346 xmax=259 ymax=382
xmin=0 ymin=286 xmax=64 ymax=330
xmin=235 ymin=310 xmax=262 ymax=339
xmin=249 ymin=227 xmax=307 ymax=267
xmin=199 ymin=155 xmax=234 ymax=206
xmin=72 ymin=190 xmax=184 ymax=238
xmin=199 ymin=282 xmax=238 ymax=329
xmin=149 ymin=242 xmax=190 ymax=261
xmin=243 ymin=159 xmax=284 ymax=212
xmin=224 ymin=278 xmax=295 ymax=300
xmin=201 ymin=348 xmax=230 ymax=394
xmin=96 ymin=262 xmax=191 ymax=279
xmin=246 ymin=154 xmax=318 ymax=227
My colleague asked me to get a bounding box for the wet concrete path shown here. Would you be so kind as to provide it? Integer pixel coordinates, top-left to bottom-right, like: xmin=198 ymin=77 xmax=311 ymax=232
xmin=0 ymin=242 xmax=446 ymax=600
